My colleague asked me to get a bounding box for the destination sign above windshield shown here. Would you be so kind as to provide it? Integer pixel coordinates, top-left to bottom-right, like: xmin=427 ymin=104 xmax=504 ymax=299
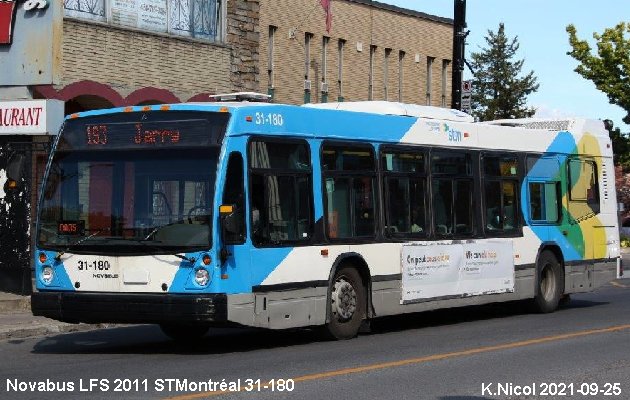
xmin=57 ymin=111 xmax=228 ymax=151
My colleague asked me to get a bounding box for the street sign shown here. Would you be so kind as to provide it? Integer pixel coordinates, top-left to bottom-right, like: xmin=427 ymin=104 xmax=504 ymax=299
xmin=461 ymin=80 xmax=472 ymax=114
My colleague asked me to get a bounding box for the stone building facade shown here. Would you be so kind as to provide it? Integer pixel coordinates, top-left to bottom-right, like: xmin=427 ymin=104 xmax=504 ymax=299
xmin=34 ymin=0 xmax=260 ymax=112
xmin=259 ymin=0 xmax=453 ymax=106
xmin=17 ymin=0 xmax=453 ymax=117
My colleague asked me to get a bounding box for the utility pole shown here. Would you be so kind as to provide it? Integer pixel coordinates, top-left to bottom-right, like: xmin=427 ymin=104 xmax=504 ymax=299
xmin=451 ymin=0 xmax=467 ymax=110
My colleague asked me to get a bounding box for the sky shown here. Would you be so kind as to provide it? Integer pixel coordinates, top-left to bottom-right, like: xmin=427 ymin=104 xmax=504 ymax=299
xmin=381 ymin=0 xmax=630 ymax=132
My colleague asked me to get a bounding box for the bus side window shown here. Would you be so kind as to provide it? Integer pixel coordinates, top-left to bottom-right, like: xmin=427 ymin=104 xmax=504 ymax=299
xmin=248 ymin=139 xmax=313 ymax=246
xmin=381 ymin=148 xmax=427 ymax=238
xmin=430 ymin=151 xmax=474 ymax=237
xmin=322 ymin=143 xmax=376 ymax=240
xmin=529 ymin=181 xmax=560 ymax=223
xmin=568 ymin=158 xmax=600 ymax=217
xmin=482 ymin=153 xmax=519 ymax=235
xmin=222 ymin=152 xmax=245 ymax=243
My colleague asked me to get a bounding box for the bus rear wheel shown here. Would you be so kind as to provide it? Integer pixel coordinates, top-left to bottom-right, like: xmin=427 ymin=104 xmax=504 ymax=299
xmin=324 ymin=266 xmax=366 ymax=340
xmin=532 ymin=251 xmax=564 ymax=313
xmin=159 ymin=324 xmax=210 ymax=341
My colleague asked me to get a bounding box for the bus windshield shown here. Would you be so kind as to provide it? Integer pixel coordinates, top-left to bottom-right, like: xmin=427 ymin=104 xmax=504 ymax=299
xmin=37 ymin=111 xmax=228 ymax=255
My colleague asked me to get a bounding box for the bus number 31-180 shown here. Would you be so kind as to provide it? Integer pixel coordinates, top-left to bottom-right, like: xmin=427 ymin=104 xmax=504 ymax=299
xmin=255 ymin=112 xmax=284 ymax=126
xmin=78 ymin=260 xmax=111 ymax=271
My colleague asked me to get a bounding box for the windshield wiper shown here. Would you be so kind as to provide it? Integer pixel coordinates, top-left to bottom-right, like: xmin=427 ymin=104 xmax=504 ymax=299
xmin=144 ymin=226 xmax=160 ymax=241
xmin=104 ymin=235 xmax=196 ymax=263
xmin=54 ymin=227 xmax=110 ymax=261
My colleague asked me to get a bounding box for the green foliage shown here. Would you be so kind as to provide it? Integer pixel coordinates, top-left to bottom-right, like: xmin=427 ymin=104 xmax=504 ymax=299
xmin=620 ymin=235 xmax=630 ymax=248
xmin=566 ymin=23 xmax=630 ymax=124
xmin=470 ymin=23 xmax=540 ymax=121
xmin=607 ymin=124 xmax=630 ymax=170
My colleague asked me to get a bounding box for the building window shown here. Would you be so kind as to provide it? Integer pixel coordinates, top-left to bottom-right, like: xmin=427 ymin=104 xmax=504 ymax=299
xmin=64 ymin=0 xmax=105 ymax=21
xmin=398 ymin=50 xmax=405 ymax=102
xmin=369 ymin=45 xmax=377 ymax=100
xmin=384 ymin=48 xmax=392 ymax=101
xmin=338 ymin=39 xmax=345 ymax=102
xmin=304 ymin=32 xmax=313 ymax=103
xmin=441 ymin=60 xmax=450 ymax=107
xmin=321 ymin=36 xmax=330 ymax=102
xmin=426 ymin=56 xmax=435 ymax=105
xmin=268 ymin=26 xmax=277 ymax=96
xmin=64 ymin=0 xmax=225 ymax=42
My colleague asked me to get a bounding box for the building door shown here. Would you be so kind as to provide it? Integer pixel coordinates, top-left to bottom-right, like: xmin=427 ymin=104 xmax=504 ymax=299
xmin=0 ymin=137 xmax=33 ymax=294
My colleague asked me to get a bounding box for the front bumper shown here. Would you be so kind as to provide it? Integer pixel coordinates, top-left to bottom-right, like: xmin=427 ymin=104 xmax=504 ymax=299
xmin=31 ymin=291 xmax=227 ymax=325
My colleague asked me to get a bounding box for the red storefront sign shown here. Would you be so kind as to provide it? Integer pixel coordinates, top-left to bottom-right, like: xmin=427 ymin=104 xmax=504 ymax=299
xmin=0 ymin=1 xmax=49 ymax=44
xmin=0 ymin=1 xmax=17 ymax=45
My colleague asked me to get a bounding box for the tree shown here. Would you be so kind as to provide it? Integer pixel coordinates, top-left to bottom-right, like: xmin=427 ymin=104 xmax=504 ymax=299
xmin=469 ymin=23 xmax=539 ymax=121
xmin=615 ymin=165 xmax=630 ymax=218
xmin=566 ymin=23 xmax=630 ymax=124
xmin=606 ymin=121 xmax=630 ymax=170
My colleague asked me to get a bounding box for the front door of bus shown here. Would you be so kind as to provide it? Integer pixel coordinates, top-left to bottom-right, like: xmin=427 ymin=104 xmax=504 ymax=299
xmin=220 ymin=152 xmax=251 ymax=293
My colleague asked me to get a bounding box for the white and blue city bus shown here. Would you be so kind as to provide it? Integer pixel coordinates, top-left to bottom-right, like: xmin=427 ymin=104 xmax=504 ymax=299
xmin=31 ymin=95 xmax=622 ymax=340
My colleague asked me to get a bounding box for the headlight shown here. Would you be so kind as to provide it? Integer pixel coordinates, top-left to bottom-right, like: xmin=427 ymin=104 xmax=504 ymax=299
xmin=194 ymin=268 xmax=210 ymax=286
xmin=41 ymin=266 xmax=54 ymax=285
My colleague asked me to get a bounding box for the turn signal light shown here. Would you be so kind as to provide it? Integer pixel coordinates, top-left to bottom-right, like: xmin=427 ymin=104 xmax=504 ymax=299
xmin=39 ymin=252 xmax=47 ymax=263
xmin=219 ymin=205 xmax=234 ymax=214
xmin=202 ymin=254 xmax=212 ymax=265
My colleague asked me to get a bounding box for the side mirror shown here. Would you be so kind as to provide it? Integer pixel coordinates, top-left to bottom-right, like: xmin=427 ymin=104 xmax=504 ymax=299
xmin=5 ymin=153 xmax=25 ymax=191
xmin=219 ymin=204 xmax=243 ymax=245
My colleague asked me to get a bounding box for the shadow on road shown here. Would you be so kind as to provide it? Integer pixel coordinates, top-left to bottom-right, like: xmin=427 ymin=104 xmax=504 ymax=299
xmin=30 ymin=298 xmax=608 ymax=356
xmin=369 ymin=298 xmax=607 ymax=335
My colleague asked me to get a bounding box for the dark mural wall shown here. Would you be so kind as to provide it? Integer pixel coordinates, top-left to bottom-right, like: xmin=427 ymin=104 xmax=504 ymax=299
xmin=0 ymin=136 xmax=33 ymax=294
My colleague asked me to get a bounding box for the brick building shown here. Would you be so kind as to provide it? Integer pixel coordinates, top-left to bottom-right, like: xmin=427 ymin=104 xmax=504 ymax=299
xmin=31 ymin=1 xmax=453 ymax=111
xmin=259 ymin=0 xmax=453 ymax=106
xmin=4 ymin=0 xmax=453 ymax=115
xmin=34 ymin=0 xmax=258 ymax=111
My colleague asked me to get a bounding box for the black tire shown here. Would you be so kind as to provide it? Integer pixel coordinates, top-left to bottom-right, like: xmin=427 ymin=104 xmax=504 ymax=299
xmin=159 ymin=324 xmax=209 ymax=341
xmin=323 ymin=266 xmax=366 ymax=340
xmin=532 ymin=251 xmax=564 ymax=313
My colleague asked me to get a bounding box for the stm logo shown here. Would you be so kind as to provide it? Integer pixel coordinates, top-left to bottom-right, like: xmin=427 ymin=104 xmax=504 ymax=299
xmin=0 ymin=0 xmax=48 ymax=45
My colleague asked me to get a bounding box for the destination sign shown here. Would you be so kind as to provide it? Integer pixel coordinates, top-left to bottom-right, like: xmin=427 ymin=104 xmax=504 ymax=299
xmin=57 ymin=111 xmax=229 ymax=151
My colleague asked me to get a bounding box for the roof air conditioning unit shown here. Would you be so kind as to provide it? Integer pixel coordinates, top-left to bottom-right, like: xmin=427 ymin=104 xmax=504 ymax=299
xmin=304 ymin=80 xmax=311 ymax=91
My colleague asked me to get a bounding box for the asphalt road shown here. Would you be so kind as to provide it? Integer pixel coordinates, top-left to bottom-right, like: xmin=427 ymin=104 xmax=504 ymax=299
xmin=1 ymin=278 xmax=629 ymax=400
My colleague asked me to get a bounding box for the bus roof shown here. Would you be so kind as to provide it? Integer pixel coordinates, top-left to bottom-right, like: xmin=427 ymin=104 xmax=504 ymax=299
xmin=64 ymin=101 xmax=611 ymax=155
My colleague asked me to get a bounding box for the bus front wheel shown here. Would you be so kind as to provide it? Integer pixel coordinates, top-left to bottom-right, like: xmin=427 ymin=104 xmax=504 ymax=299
xmin=159 ymin=324 xmax=210 ymax=341
xmin=324 ymin=266 xmax=366 ymax=340
xmin=532 ymin=251 xmax=564 ymax=313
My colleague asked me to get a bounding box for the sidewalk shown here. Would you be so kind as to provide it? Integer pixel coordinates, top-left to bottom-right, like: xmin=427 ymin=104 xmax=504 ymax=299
xmin=0 ymin=292 xmax=110 ymax=341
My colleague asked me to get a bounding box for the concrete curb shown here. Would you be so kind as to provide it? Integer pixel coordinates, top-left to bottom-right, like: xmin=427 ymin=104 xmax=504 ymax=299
xmin=0 ymin=320 xmax=114 ymax=341
xmin=0 ymin=296 xmax=30 ymax=313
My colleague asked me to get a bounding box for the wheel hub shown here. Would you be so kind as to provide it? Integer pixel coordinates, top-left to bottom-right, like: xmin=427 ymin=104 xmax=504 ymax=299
xmin=331 ymin=278 xmax=357 ymax=321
